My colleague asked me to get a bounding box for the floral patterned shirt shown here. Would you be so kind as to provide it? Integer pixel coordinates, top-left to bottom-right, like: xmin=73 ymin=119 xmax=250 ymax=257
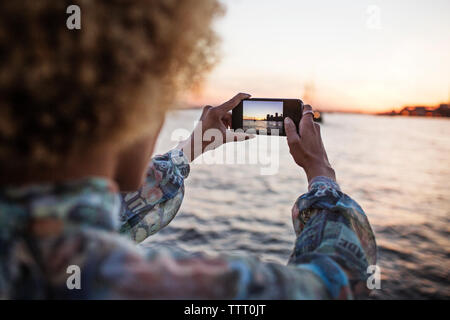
xmin=0 ymin=149 xmax=376 ymax=299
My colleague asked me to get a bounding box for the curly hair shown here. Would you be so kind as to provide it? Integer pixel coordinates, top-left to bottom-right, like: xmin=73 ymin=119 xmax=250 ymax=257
xmin=0 ymin=0 xmax=222 ymax=171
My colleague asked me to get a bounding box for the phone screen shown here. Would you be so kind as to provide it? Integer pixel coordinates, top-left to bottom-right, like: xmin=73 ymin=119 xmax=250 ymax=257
xmin=243 ymin=100 xmax=285 ymax=135
xmin=232 ymin=98 xmax=303 ymax=136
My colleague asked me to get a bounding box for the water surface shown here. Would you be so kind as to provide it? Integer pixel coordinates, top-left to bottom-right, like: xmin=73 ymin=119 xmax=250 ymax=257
xmin=148 ymin=110 xmax=450 ymax=299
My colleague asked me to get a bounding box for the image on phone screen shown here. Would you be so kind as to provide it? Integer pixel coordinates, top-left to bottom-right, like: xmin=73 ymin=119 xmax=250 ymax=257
xmin=243 ymin=100 xmax=285 ymax=135
xmin=232 ymin=98 xmax=303 ymax=136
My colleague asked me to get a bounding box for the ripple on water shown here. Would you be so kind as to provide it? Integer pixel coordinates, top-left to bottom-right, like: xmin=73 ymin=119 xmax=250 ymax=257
xmin=151 ymin=111 xmax=450 ymax=299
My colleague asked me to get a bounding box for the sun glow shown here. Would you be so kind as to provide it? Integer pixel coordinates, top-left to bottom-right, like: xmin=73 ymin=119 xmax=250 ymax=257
xmin=185 ymin=0 xmax=450 ymax=114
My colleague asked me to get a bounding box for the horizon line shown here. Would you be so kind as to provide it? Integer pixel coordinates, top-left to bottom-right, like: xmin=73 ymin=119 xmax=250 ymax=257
xmin=175 ymin=101 xmax=450 ymax=115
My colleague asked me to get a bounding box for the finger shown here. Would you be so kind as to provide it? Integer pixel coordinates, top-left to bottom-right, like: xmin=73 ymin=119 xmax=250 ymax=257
xmin=217 ymin=92 xmax=251 ymax=113
xmin=200 ymin=105 xmax=212 ymax=120
xmin=284 ymin=117 xmax=300 ymax=146
xmin=314 ymin=122 xmax=320 ymax=132
xmin=222 ymin=112 xmax=232 ymax=128
xmin=302 ymin=104 xmax=314 ymax=120
xmin=225 ymin=130 xmax=255 ymax=143
xmin=299 ymin=104 xmax=315 ymax=137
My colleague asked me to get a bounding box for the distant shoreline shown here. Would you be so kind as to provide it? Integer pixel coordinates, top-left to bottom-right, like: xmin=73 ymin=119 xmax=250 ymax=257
xmin=172 ymin=103 xmax=450 ymax=118
xmin=377 ymin=103 xmax=449 ymax=118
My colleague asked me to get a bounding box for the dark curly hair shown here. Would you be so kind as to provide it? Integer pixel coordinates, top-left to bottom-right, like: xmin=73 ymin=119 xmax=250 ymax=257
xmin=0 ymin=0 xmax=222 ymax=172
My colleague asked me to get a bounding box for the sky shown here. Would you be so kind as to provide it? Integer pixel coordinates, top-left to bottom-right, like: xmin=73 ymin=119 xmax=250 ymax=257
xmin=187 ymin=0 xmax=450 ymax=113
xmin=243 ymin=100 xmax=283 ymax=120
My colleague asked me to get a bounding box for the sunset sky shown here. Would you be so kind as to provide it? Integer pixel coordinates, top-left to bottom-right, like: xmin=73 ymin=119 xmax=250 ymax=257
xmin=243 ymin=100 xmax=283 ymax=120
xmin=188 ymin=0 xmax=450 ymax=113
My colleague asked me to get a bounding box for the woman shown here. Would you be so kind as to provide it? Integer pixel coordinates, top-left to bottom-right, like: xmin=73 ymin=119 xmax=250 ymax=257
xmin=0 ymin=0 xmax=376 ymax=299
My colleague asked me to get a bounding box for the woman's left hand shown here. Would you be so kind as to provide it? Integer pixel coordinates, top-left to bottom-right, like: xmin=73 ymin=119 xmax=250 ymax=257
xmin=178 ymin=93 xmax=255 ymax=162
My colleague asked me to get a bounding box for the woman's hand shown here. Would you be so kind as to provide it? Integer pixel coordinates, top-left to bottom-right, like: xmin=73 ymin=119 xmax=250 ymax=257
xmin=178 ymin=93 xmax=254 ymax=162
xmin=284 ymin=104 xmax=336 ymax=183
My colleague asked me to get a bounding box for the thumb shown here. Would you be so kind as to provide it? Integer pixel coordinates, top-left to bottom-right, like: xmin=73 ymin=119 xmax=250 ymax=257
xmin=284 ymin=117 xmax=300 ymax=145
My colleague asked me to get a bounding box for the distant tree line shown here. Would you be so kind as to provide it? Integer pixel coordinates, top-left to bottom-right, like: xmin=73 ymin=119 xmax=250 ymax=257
xmin=379 ymin=104 xmax=449 ymax=117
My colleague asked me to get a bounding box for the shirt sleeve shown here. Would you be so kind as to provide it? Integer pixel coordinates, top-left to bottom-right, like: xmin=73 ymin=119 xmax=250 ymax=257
xmin=119 ymin=149 xmax=190 ymax=243
xmin=97 ymin=176 xmax=376 ymax=299
xmin=288 ymin=176 xmax=377 ymax=298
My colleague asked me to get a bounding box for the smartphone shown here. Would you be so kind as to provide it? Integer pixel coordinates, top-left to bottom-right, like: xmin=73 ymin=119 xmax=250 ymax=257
xmin=231 ymin=98 xmax=303 ymax=136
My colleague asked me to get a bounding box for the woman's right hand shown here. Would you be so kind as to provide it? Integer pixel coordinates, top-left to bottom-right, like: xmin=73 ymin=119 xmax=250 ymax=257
xmin=284 ymin=104 xmax=336 ymax=183
xmin=177 ymin=93 xmax=254 ymax=162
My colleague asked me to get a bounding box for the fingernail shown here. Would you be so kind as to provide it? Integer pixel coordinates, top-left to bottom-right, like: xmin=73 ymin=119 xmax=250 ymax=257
xmin=284 ymin=117 xmax=291 ymax=124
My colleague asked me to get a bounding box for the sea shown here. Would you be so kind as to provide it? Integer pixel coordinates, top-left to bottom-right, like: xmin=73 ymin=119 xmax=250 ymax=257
xmin=146 ymin=109 xmax=450 ymax=299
